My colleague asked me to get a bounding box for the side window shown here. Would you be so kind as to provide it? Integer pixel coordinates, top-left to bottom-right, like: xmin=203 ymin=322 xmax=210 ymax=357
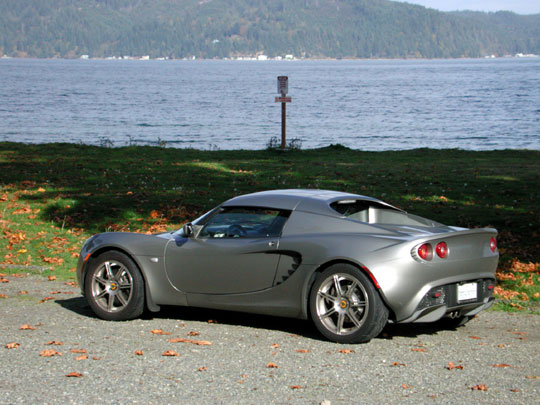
xmin=199 ymin=207 xmax=290 ymax=239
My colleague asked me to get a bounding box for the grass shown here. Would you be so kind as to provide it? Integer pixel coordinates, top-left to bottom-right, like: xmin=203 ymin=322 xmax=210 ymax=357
xmin=1 ymin=142 xmax=539 ymax=313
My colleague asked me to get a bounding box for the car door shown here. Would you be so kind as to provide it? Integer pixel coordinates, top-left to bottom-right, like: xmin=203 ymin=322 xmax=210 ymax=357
xmin=164 ymin=207 xmax=290 ymax=294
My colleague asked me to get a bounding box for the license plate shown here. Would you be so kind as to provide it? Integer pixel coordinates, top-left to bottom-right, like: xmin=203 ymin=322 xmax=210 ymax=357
xmin=457 ymin=283 xmax=477 ymax=301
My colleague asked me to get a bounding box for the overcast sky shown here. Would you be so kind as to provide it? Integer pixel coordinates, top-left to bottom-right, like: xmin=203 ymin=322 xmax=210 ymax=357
xmin=398 ymin=1 xmax=540 ymax=15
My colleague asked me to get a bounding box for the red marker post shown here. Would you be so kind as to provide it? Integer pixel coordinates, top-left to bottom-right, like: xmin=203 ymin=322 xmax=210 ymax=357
xmin=275 ymin=76 xmax=291 ymax=150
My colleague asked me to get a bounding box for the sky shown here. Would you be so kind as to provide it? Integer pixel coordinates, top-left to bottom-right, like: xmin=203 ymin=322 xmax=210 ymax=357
xmin=399 ymin=1 xmax=540 ymax=15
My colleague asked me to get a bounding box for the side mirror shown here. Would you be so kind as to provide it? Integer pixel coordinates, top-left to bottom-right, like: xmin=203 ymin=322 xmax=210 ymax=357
xmin=182 ymin=222 xmax=193 ymax=237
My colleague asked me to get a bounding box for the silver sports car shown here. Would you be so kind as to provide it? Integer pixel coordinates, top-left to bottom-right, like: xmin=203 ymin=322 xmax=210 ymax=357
xmin=77 ymin=189 xmax=498 ymax=343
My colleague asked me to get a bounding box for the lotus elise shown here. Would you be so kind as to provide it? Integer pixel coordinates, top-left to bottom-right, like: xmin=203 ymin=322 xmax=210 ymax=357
xmin=77 ymin=189 xmax=498 ymax=343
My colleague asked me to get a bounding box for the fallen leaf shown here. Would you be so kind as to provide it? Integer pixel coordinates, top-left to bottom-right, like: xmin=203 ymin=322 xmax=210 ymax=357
xmin=5 ymin=342 xmax=20 ymax=349
xmin=266 ymin=362 xmax=278 ymax=368
xmin=65 ymin=372 xmax=83 ymax=378
xmin=18 ymin=290 xmax=28 ymax=295
xmin=45 ymin=341 xmax=64 ymax=346
xmin=411 ymin=348 xmax=426 ymax=352
xmin=47 ymin=275 xmax=56 ymax=281
xmin=338 ymin=349 xmax=355 ymax=354
xmin=70 ymin=349 xmax=86 ymax=353
xmin=446 ymin=362 xmax=464 ymax=370
xmin=64 ymin=281 xmax=77 ymax=286
xmin=207 ymin=319 xmax=217 ymax=324
xmin=392 ymin=362 xmax=406 ymax=367
xmin=510 ymin=389 xmax=520 ymax=393
xmin=20 ymin=324 xmax=36 ymax=330
xmin=50 ymin=291 xmax=62 ymax=294
xmin=471 ymin=384 xmax=488 ymax=391
xmin=149 ymin=210 xmax=159 ymax=219
xmin=492 ymin=364 xmax=512 ymax=368
xmin=40 ymin=349 xmax=62 ymax=357
xmin=134 ymin=350 xmax=144 ymax=356
xmin=511 ymin=331 xmax=526 ymax=336
xmin=497 ymin=344 xmax=505 ymax=348
xmin=75 ymin=355 xmax=88 ymax=361
xmin=162 ymin=350 xmax=179 ymax=357
xmin=151 ymin=329 xmax=171 ymax=335
xmin=272 ymin=343 xmax=280 ymax=348
xmin=198 ymin=367 xmax=208 ymax=372
xmin=92 ymin=356 xmax=100 ymax=360
xmin=168 ymin=338 xmax=211 ymax=346
xmin=187 ymin=331 xmax=200 ymax=336
xmin=296 ymin=349 xmax=309 ymax=353
xmin=468 ymin=336 xmax=482 ymax=340
xmin=39 ymin=297 xmax=54 ymax=303
xmin=0 ymin=294 xmax=7 ymax=299
xmin=401 ymin=384 xmax=410 ymax=389
xmin=290 ymin=385 xmax=302 ymax=390
xmin=0 ymin=278 xmax=9 ymax=283
xmin=526 ymin=376 xmax=539 ymax=379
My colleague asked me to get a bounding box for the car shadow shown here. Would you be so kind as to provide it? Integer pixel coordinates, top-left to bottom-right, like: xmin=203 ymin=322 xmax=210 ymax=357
xmin=56 ymin=296 xmax=451 ymax=343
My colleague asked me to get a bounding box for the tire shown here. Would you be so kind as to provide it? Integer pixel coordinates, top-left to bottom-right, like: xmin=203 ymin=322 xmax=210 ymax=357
xmin=309 ymin=264 xmax=389 ymax=344
xmin=84 ymin=251 xmax=145 ymax=321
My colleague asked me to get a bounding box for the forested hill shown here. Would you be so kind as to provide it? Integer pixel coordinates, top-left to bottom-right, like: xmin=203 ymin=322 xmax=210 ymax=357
xmin=1 ymin=0 xmax=539 ymax=59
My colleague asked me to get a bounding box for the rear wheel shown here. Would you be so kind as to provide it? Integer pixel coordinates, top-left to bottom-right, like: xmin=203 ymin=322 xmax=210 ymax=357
xmin=309 ymin=264 xmax=388 ymax=343
xmin=84 ymin=251 xmax=145 ymax=321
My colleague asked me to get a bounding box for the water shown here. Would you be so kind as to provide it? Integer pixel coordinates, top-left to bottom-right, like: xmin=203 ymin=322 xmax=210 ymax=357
xmin=1 ymin=58 xmax=539 ymax=150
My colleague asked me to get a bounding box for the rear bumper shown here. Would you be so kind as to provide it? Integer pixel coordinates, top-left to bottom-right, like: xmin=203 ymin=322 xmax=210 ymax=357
xmin=398 ymin=278 xmax=496 ymax=323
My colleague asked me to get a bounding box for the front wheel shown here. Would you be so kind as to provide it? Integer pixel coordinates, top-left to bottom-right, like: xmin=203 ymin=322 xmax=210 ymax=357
xmin=309 ymin=264 xmax=388 ymax=343
xmin=84 ymin=251 xmax=145 ymax=321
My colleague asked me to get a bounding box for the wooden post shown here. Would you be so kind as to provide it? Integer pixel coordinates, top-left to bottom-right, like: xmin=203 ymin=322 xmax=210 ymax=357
xmin=281 ymin=101 xmax=286 ymax=150
xmin=276 ymin=76 xmax=291 ymax=150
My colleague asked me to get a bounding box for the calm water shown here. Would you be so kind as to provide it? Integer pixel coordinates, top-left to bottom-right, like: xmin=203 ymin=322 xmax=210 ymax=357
xmin=1 ymin=58 xmax=539 ymax=150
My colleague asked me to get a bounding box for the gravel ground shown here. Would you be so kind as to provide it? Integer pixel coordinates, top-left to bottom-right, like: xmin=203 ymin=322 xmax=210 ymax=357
xmin=1 ymin=274 xmax=539 ymax=404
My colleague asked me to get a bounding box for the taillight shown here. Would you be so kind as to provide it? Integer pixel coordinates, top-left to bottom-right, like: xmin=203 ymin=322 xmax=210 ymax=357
xmin=435 ymin=242 xmax=448 ymax=259
xmin=418 ymin=243 xmax=433 ymax=261
xmin=489 ymin=237 xmax=497 ymax=253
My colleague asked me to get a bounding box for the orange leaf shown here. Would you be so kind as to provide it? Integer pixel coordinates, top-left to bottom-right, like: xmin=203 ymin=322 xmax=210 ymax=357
xmin=65 ymin=372 xmax=83 ymax=378
xmin=20 ymin=324 xmax=36 ymax=330
xmin=290 ymin=385 xmax=302 ymax=390
xmin=296 ymin=349 xmax=309 ymax=353
xmin=401 ymin=384 xmax=410 ymax=389
xmin=0 ymin=294 xmax=7 ymax=299
xmin=392 ymin=362 xmax=406 ymax=367
xmin=39 ymin=296 xmax=54 ymax=303
xmin=134 ymin=350 xmax=144 ymax=356
xmin=198 ymin=367 xmax=208 ymax=372
xmin=0 ymin=278 xmax=10 ymax=283
xmin=338 ymin=349 xmax=355 ymax=354
xmin=471 ymin=384 xmax=488 ymax=391
xmin=75 ymin=355 xmax=88 ymax=361
xmin=45 ymin=341 xmax=64 ymax=346
xmin=510 ymin=389 xmax=520 ymax=392
xmin=468 ymin=336 xmax=482 ymax=340
xmin=411 ymin=348 xmax=426 ymax=352
xmin=162 ymin=350 xmax=179 ymax=357
xmin=272 ymin=343 xmax=280 ymax=348
xmin=64 ymin=281 xmax=77 ymax=286
xmin=168 ymin=337 xmax=190 ymax=343
xmin=187 ymin=331 xmax=200 ymax=336
xmin=151 ymin=329 xmax=171 ymax=335
xmin=526 ymin=376 xmax=539 ymax=379
xmin=40 ymin=349 xmax=61 ymax=357
xmin=92 ymin=356 xmax=101 ymax=360
xmin=18 ymin=290 xmax=28 ymax=295
xmin=266 ymin=362 xmax=278 ymax=368
xmin=70 ymin=349 xmax=86 ymax=353
xmin=5 ymin=342 xmax=20 ymax=349
xmin=492 ymin=364 xmax=512 ymax=368
xmin=149 ymin=210 xmax=159 ymax=219
xmin=47 ymin=275 xmax=56 ymax=281
xmin=446 ymin=362 xmax=464 ymax=370
xmin=207 ymin=319 xmax=217 ymax=323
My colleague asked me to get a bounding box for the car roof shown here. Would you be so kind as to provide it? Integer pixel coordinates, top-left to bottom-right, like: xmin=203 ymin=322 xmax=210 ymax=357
xmin=222 ymin=189 xmax=400 ymax=216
